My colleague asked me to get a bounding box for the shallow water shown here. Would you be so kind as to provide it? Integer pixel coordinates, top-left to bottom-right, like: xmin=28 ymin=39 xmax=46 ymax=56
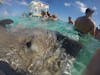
xmin=3 ymin=16 xmax=79 ymax=40
xmin=72 ymin=35 xmax=100 ymax=75
xmin=1 ymin=16 xmax=100 ymax=75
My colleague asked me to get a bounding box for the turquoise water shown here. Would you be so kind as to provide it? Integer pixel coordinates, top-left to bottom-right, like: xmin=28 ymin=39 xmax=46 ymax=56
xmin=1 ymin=17 xmax=100 ymax=75
xmin=72 ymin=35 xmax=100 ymax=75
xmin=8 ymin=17 xmax=79 ymax=40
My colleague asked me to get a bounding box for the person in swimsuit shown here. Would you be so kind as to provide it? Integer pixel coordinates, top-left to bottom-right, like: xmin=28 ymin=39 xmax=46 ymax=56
xmin=75 ymin=8 xmax=96 ymax=36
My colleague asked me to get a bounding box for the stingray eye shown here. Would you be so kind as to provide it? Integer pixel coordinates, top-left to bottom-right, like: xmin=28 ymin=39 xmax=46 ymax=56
xmin=25 ymin=36 xmax=34 ymax=48
xmin=26 ymin=41 xmax=32 ymax=48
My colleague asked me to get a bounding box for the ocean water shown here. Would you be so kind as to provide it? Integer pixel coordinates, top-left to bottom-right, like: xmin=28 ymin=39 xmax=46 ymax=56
xmin=1 ymin=16 xmax=100 ymax=75
xmin=7 ymin=16 xmax=79 ymax=41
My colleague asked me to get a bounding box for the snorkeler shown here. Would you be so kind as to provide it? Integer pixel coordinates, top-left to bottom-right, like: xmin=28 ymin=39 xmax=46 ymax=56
xmin=68 ymin=16 xmax=74 ymax=25
xmin=75 ymin=8 xmax=96 ymax=36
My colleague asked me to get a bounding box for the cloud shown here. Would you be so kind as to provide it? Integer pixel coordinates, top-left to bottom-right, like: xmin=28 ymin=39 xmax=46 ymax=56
xmin=16 ymin=0 xmax=28 ymax=6
xmin=76 ymin=1 xmax=87 ymax=13
xmin=3 ymin=10 xmax=9 ymax=16
xmin=4 ymin=0 xmax=29 ymax=7
xmin=93 ymin=6 xmax=97 ymax=10
xmin=0 ymin=0 xmax=12 ymax=6
xmin=2 ymin=9 xmax=17 ymax=17
xmin=64 ymin=2 xmax=71 ymax=7
xmin=20 ymin=1 xmax=28 ymax=6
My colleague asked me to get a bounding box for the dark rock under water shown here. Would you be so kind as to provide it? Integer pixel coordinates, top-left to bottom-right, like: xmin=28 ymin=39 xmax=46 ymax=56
xmin=0 ymin=27 xmax=82 ymax=75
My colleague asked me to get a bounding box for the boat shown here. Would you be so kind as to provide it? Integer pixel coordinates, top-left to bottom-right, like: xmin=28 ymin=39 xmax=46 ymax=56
xmin=29 ymin=0 xmax=49 ymax=17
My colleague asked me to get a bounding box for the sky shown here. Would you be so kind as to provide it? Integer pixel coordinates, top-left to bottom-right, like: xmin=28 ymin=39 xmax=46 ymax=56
xmin=0 ymin=0 xmax=100 ymax=27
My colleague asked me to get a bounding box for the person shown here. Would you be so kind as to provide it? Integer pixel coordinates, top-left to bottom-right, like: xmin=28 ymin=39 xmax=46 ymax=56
xmin=95 ymin=27 xmax=100 ymax=40
xmin=83 ymin=48 xmax=100 ymax=75
xmin=47 ymin=11 xmax=51 ymax=17
xmin=41 ymin=11 xmax=58 ymax=21
xmin=75 ymin=8 xmax=96 ymax=36
xmin=68 ymin=16 xmax=74 ymax=25
xmin=50 ymin=14 xmax=58 ymax=21
xmin=29 ymin=12 xmax=33 ymax=18
xmin=41 ymin=11 xmax=49 ymax=20
xmin=41 ymin=11 xmax=46 ymax=17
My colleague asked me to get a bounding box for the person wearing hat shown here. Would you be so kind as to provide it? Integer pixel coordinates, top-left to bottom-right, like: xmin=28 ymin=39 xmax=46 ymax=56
xmin=75 ymin=8 xmax=96 ymax=36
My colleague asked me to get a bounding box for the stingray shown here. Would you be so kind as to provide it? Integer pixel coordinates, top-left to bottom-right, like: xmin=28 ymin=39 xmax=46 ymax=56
xmin=0 ymin=19 xmax=14 ymax=28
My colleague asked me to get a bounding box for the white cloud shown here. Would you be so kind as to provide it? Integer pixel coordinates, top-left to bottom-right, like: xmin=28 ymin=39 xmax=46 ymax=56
xmin=3 ymin=9 xmax=17 ymax=17
xmin=76 ymin=1 xmax=87 ymax=13
xmin=93 ymin=6 xmax=97 ymax=10
xmin=5 ymin=12 xmax=17 ymax=17
xmin=64 ymin=2 xmax=71 ymax=7
xmin=16 ymin=1 xmax=28 ymax=6
xmin=20 ymin=1 xmax=28 ymax=6
xmin=3 ymin=10 xmax=9 ymax=16
xmin=0 ymin=0 xmax=12 ymax=6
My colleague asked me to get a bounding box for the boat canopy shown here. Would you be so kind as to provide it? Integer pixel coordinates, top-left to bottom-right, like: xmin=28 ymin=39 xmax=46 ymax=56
xmin=29 ymin=1 xmax=49 ymax=16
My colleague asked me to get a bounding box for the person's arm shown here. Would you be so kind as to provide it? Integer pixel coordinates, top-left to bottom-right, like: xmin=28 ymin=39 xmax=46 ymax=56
xmin=74 ymin=19 xmax=78 ymax=26
xmin=90 ymin=20 xmax=96 ymax=36
xmin=83 ymin=48 xmax=100 ymax=75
